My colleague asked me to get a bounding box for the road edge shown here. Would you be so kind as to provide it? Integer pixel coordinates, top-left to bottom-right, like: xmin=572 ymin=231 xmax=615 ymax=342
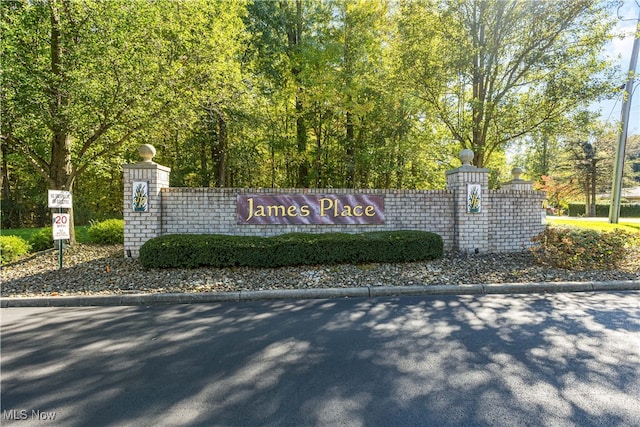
xmin=2 ymin=280 xmax=639 ymax=307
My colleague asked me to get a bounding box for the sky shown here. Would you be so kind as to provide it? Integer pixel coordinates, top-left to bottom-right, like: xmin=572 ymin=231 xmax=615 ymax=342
xmin=590 ymin=0 xmax=640 ymax=136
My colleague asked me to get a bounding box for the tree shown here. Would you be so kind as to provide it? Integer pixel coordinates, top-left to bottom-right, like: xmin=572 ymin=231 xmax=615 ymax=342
xmin=509 ymin=114 xmax=572 ymax=191
xmin=1 ymin=0 xmax=247 ymax=239
xmin=544 ymin=113 xmax=621 ymax=214
xmin=244 ymin=0 xmax=314 ymax=187
xmin=398 ymin=0 xmax=616 ymax=167
xmin=5 ymin=0 xmax=627 ymax=231
xmin=535 ymin=175 xmax=581 ymax=214
xmin=328 ymin=0 xmax=389 ymax=187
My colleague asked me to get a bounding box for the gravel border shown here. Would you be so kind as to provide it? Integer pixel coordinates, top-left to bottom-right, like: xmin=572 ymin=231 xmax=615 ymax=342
xmin=2 ymin=244 xmax=638 ymax=301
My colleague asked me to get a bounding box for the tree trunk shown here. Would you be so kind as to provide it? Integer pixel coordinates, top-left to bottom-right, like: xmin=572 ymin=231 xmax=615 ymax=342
xmin=200 ymin=139 xmax=210 ymax=187
xmin=471 ymin=2 xmax=487 ymax=168
xmin=315 ymin=115 xmax=322 ymax=187
xmin=345 ymin=110 xmax=355 ymax=187
xmin=542 ymin=134 xmax=549 ymax=176
xmin=584 ymin=174 xmax=590 ymax=217
xmin=295 ymin=94 xmax=309 ymax=187
xmin=49 ymin=0 xmax=76 ymax=244
xmin=0 ymin=143 xmax=18 ymax=228
xmin=282 ymin=0 xmax=309 ymax=187
xmin=216 ymin=111 xmax=227 ymax=187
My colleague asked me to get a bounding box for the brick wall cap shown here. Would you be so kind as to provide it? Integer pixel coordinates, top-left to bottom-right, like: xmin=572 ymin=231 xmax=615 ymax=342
xmin=124 ymin=163 xmax=171 ymax=172
xmin=446 ymin=166 xmax=490 ymax=175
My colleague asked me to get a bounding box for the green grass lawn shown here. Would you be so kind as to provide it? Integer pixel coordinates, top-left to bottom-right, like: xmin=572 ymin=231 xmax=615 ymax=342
xmin=1 ymin=225 xmax=91 ymax=243
xmin=546 ymin=217 xmax=640 ymax=234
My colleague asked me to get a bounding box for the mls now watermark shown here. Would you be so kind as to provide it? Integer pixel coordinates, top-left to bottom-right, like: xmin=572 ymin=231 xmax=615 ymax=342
xmin=3 ymin=409 xmax=57 ymax=421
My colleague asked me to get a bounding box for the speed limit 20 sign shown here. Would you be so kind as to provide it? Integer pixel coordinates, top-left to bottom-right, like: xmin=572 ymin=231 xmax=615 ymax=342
xmin=52 ymin=213 xmax=70 ymax=240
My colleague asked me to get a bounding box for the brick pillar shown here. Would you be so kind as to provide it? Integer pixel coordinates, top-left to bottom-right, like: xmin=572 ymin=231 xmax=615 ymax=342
xmin=500 ymin=167 xmax=534 ymax=191
xmin=446 ymin=149 xmax=490 ymax=253
xmin=123 ymin=144 xmax=171 ymax=258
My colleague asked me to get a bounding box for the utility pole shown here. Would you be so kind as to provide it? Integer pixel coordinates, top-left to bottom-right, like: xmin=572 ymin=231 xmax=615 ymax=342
xmin=610 ymin=9 xmax=640 ymax=223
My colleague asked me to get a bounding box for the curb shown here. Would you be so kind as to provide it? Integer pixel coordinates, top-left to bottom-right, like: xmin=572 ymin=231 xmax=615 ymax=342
xmin=1 ymin=280 xmax=639 ymax=308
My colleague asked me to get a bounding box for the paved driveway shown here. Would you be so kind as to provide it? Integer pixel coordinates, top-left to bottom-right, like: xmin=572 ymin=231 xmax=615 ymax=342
xmin=2 ymin=291 xmax=639 ymax=426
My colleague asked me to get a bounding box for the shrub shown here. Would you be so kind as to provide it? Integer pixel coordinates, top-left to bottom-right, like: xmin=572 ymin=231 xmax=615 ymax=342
xmin=87 ymin=219 xmax=124 ymax=244
xmin=567 ymin=203 xmax=640 ymax=218
xmin=29 ymin=227 xmax=54 ymax=252
xmin=139 ymin=230 xmax=444 ymax=269
xmin=530 ymin=226 xmax=636 ymax=270
xmin=0 ymin=236 xmax=32 ymax=264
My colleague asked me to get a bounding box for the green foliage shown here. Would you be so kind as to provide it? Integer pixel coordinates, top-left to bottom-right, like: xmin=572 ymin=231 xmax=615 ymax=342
xmin=0 ymin=235 xmax=31 ymax=264
xmin=2 ymin=0 xmax=618 ymax=227
xmin=74 ymin=159 xmax=125 ymax=225
xmin=139 ymin=231 xmax=443 ymax=269
xmin=2 ymin=0 xmax=248 ymax=230
xmin=567 ymin=203 xmax=640 ymax=218
xmin=513 ymin=115 xmax=628 ymax=216
xmin=530 ymin=227 xmax=637 ymax=270
xmin=28 ymin=227 xmax=54 ymax=252
xmin=1 ymin=226 xmax=91 ymax=244
xmin=87 ymin=219 xmax=124 ymax=244
xmin=398 ymin=0 xmax=614 ymax=168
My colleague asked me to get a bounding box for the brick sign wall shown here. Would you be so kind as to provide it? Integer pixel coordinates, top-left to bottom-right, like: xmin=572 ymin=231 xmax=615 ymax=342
xmin=160 ymin=188 xmax=454 ymax=248
xmin=123 ymin=146 xmax=546 ymax=258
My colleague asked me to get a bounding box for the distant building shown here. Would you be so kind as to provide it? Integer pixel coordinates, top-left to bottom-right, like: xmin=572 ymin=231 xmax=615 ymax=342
xmin=599 ymin=186 xmax=640 ymax=202
xmin=621 ymin=186 xmax=640 ymax=201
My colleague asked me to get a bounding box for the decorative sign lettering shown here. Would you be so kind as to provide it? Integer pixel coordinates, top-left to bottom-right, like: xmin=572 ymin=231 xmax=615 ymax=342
xmin=467 ymin=184 xmax=482 ymax=213
xmin=237 ymin=194 xmax=385 ymax=225
xmin=52 ymin=213 xmax=70 ymax=240
xmin=48 ymin=190 xmax=72 ymax=208
xmin=132 ymin=181 xmax=149 ymax=212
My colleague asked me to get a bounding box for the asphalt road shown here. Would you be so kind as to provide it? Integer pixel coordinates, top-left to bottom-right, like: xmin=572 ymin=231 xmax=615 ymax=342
xmin=1 ymin=291 xmax=639 ymax=427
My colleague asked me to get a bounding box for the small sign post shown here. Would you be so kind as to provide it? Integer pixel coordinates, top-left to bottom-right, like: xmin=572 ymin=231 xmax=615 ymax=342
xmin=48 ymin=190 xmax=72 ymax=270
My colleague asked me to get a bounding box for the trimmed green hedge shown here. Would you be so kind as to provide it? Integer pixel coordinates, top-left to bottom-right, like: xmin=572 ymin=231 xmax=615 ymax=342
xmin=568 ymin=203 xmax=640 ymax=217
xmin=139 ymin=231 xmax=444 ymax=269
